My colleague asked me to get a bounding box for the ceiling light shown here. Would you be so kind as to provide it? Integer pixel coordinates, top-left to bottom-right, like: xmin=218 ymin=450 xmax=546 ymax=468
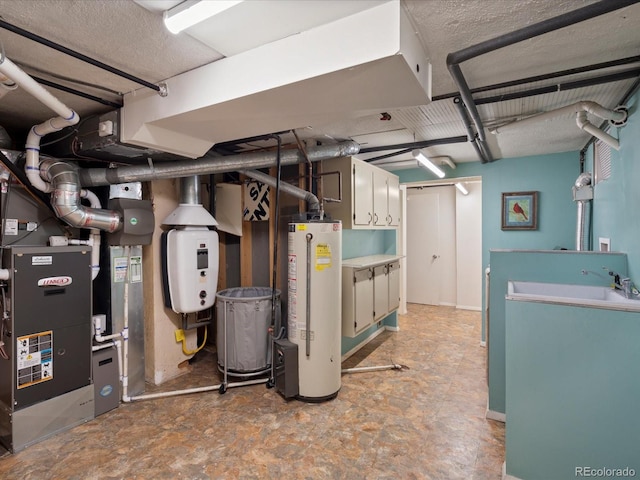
xmin=455 ymin=183 xmax=469 ymax=195
xmin=163 ymin=0 xmax=244 ymax=34
xmin=412 ymin=150 xmax=445 ymax=178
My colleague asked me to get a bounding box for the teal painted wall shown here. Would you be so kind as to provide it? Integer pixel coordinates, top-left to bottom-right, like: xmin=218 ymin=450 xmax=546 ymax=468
xmin=505 ymin=299 xmax=640 ymax=479
xmin=341 ymin=229 xmax=398 ymax=356
xmin=487 ymin=250 xmax=627 ymax=415
xmin=589 ymin=90 xmax=640 ymax=282
xmin=398 ymin=151 xmax=580 ymax=340
xmin=398 ymin=150 xmax=580 ymax=275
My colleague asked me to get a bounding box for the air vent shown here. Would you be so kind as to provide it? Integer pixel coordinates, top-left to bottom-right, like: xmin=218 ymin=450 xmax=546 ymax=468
xmin=594 ymin=139 xmax=611 ymax=184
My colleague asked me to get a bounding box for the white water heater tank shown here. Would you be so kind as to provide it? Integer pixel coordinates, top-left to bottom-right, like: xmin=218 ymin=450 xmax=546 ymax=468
xmin=162 ymin=226 xmax=219 ymax=314
xmin=287 ymin=219 xmax=342 ymax=401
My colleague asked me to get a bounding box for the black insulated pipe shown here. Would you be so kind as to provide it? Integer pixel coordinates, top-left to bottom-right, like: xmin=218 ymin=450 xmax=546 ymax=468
xmin=0 ymin=19 xmax=161 ymax=93
xmin=446 ymin=0 xmax=640 ymax=160
xmin=357 ymin=135 xmax=468 ymax=155
xmin=475 ymin=68 xmax=640 ymax=106
xmin=32 ymin=76 xmax=123 ymax=109
xmin=433 ymin=55 xmax=640 ymax=102
xmin=453 ymin=97 xmax=491 ymax=163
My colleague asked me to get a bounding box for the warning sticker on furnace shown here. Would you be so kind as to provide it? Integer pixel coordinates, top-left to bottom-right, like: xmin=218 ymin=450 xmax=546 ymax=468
xmin=315 ymin=244 xmax=332 ymax=271
xmin=17 ymin=331 xmax=53 ymax=389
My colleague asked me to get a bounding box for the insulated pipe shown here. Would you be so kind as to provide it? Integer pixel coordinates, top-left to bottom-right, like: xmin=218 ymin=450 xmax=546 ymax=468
xmin=0 ymin=57 xmax=80 ymax=192
xmin=78 ymin=141 xmax=360 ymax=187
xmin=453 ymin=97 xmax=491 ymax=163
xmin=40 ymin=158 xmax=122 ymax=232
xmin=241 ymin=169 xmax=320 ymax=212
xmin=491 ymin=101 xmax=627 ymax=150
xmin=492 ymin=101 xmax=627 ymax=133
xmin=446 ymin=0 xmax=638 ymax=159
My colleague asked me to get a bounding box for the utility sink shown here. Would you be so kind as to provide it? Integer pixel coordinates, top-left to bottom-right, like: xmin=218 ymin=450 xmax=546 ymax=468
xmin=507 ymin=281 xmax=640 ymax=311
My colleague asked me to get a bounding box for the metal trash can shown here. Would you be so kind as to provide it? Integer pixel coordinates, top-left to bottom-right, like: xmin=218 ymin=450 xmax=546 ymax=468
xmin=215 ymin=287 xmax=280 ymax=376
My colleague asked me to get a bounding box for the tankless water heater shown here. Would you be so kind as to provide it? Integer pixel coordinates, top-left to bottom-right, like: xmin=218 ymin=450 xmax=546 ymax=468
xmin=161 ymin=226 xmax=219 ymax=314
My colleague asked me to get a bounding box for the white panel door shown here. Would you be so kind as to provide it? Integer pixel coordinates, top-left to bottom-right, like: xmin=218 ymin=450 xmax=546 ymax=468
xmin=406 ymin=189 xmax=440 ymax=305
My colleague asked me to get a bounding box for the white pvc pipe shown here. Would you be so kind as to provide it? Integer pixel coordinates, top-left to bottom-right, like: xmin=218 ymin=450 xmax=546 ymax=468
xmin=127 ymin=378 xmax=268 ymax=402
xmin=0 ymin=57 xmax=79 ymax=193
xmin=79 ymin=190 xmax=103 ymax=280
xmin=341 ymin=364 xmax=406 ymax=374
xmin=576 ymin=112 xmax=620 ymax=150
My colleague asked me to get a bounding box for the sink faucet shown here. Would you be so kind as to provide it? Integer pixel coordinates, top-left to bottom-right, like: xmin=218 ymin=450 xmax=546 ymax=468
xmin=608 ymin=270 xmax=635 ymax=298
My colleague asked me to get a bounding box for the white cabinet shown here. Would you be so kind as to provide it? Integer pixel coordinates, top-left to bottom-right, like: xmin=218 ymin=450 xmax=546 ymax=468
xmin=342 ymin=255 xmax=402 ymax=338
xmin=322 ymin=157 xmax=400 ymax=229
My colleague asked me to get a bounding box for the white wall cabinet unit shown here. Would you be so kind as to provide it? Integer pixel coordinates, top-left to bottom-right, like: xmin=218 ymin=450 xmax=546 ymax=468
xmin=322 ymin=157 xmax=400 ymax=229
xmin=342 ymin=255 xmax=402 ymax=337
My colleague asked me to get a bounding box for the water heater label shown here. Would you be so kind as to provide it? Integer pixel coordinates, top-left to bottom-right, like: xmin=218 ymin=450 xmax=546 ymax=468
xmin=315 ymin=244 xmax=332 ymax=271
xmin=37 ymin=276 xmax=72 ymax=287
xmin=288 ymin=254 xmax=297 ymax=277
xmin=16 ymin=330 xmax=53 ymax=389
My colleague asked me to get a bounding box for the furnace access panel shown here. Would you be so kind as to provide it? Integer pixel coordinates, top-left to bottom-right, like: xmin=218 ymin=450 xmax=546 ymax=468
xmin=0 ymin=246 xmax=92 ymax=412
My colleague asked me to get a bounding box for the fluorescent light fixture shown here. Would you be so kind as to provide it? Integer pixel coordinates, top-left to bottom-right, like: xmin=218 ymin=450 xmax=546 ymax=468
xmin=455 ymin=183 xmax=469 ymax=195
xmin=163 ymin=0 xmax=244 ymax=34
xmin=412 ymin=149 xmax=445 ymax=178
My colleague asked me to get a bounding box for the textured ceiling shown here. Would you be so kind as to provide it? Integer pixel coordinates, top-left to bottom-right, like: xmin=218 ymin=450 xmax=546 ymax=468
xmin=0 ymin=0 xmax=639 ymax=165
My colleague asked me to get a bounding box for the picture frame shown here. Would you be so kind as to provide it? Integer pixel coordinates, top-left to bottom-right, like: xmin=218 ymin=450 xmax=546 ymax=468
xmin=501 ymin=191 xmax=538 ymax=230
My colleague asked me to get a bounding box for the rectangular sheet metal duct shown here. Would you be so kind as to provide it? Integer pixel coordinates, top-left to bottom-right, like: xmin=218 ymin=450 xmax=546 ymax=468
xmin=121 ymin=0 xmax=431 ymax=158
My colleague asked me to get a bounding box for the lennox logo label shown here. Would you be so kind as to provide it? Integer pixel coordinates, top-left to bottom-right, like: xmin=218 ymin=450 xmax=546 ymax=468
xmin=37 ymin=276 xmax=72 ymax=287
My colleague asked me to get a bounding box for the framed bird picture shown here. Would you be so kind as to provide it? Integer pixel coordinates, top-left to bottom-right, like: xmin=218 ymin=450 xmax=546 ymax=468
xmin=501 ymin=191 xmax=538 ymax=230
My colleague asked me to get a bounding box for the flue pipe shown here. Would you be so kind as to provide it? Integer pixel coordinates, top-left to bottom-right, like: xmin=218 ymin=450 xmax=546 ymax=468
xmin=0 ymin=56 xmax=79 ymax=193
xmin=78 ymin=141 xmax=360 ymax=187
xmin=241 ymin=169 xmax=320 ymax=212
xmin=40 ymin=158 xmax=122 ymax=232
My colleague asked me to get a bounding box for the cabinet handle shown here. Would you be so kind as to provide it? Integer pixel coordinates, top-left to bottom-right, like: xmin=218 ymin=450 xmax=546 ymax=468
xmin=374 ymin=213 xmax=378 ymax=224
xmin=368 ymin=212 xmax=372 ymax=224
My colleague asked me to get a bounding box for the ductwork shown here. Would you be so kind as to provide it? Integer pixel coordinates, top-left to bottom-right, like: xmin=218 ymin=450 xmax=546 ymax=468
xmin=40 ymin=158 xmax=122 ymax=232
xmin=573 ymin=172 xmax=593 ymax=251
xmin=491 ymin=101 xmax=628 ymax=150
xmin=78 ymin=141 xmax=360 ymax=187
xmin=242 ymin=169 xmax=320 ymax=212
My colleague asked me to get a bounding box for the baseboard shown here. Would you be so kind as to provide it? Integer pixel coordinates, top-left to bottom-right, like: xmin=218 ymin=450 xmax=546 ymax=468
xmin=502 ymin=462 xmax=522 ymax=480
xmin=456 ymin=305 xmax=482 ymax=311
xmin=385 ymin=325 xmax=400 ymax=332
xmin=439 ymin=301 xmax=456 ymax=307
xmin=486 ymin=407 xmax=506 ymax=423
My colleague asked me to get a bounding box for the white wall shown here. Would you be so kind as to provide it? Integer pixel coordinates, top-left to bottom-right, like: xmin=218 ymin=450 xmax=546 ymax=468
xmin=455 ymin=181 xmax=482 ymax=310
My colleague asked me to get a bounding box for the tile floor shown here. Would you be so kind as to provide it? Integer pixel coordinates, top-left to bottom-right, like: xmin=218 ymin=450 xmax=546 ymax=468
xmin=0 ymin=304 xmax=504 ymax=479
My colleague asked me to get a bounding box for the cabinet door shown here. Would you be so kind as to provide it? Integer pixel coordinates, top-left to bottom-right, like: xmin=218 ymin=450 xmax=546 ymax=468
xmin=354 ymin=268 xmax=374 ymax=334
xmin=373 ymin=265 xmax=389 ymax=321
xmin=387 ymin=174 xmax=400 ymax=226
xmin=388 ymin=261 xmax=400 ymax=311
xmin=373 ymin=170 xmax=388 ymax=226
xmin=353 ymin=161 xmax=373 ymax=226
